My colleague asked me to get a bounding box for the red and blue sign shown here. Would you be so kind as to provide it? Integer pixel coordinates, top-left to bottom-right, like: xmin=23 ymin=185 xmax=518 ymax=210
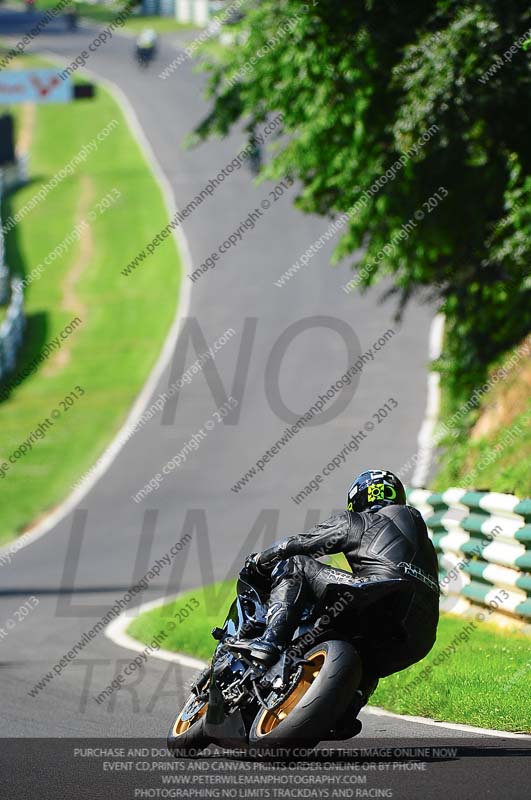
xmin=0 ymin=69 xmax=72 ymax=104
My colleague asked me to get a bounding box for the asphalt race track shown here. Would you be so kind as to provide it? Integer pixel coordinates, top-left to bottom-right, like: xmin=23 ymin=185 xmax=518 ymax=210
xmin=1 ymin=8 xmax=529 ymax=799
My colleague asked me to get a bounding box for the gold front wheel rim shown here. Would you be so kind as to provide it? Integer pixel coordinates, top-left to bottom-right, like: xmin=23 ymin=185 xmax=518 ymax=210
xmin=172 ymin=695 xmax=208 ymax=737
xmin=256 ymin=650 xmax=326 ymax=737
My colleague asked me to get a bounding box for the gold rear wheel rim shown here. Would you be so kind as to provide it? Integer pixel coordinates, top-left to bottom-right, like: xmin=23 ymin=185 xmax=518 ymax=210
xmin=256 ymin=650 xmax=326 ymax=737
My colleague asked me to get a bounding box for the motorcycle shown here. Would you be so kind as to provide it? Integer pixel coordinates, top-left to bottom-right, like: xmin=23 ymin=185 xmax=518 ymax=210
xmin=167 ymin=564 xmax=365 ymax=755
xmin=247 ymin=139 xmax=262 ymax=176
xmin=136 ymin=45 xmax=156 ymax=69
xmin=64 ymin=9 xmax=78 ymax=31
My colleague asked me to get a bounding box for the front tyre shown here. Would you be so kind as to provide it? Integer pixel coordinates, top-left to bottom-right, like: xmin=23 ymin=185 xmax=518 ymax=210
xmin=167 ymin=684 xmax=210 ymax=757
xmin=249 ymin=640 xmax=361 ymax=748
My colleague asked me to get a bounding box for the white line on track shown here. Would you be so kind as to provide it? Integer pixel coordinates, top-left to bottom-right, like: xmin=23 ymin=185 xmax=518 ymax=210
xmin=5 ymin=44 xmax=528 ymax=747
xmin=0 ymin=58 xmax=194 ymax=561
xmin=362 ymin=706 xmax=531 ymax=740
xmin=105 ymin=593 xmax=531 ymax=740
xmin=105 ymin=593 xmax=206 ymax=670
xmin=411 ymin=312 xmax=445 ymax=487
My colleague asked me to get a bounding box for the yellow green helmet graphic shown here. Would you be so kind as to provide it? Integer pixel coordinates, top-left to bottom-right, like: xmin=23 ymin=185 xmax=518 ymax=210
xmin=347 ymin=469 xmax=406 ymax=512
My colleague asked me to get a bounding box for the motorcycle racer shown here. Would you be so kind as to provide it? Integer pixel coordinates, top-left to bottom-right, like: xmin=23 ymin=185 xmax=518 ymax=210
xmin=229 ymin=470 xmax=440 ymax=723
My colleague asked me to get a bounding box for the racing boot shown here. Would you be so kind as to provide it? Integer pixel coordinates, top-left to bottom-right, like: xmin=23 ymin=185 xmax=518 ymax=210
xmin=229 ymin=600 xmax=297 ymax=665
xmin=229 ymin=564 xmax=305 ymax=666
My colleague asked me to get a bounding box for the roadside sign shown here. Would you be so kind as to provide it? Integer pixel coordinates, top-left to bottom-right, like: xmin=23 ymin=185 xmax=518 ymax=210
xmin=0 ymin=69 xmax=73 ymax=104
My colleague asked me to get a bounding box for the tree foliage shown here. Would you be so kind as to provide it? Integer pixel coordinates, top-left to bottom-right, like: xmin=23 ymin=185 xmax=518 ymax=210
xmin=195 ymin=0 xmax=531 ymax=398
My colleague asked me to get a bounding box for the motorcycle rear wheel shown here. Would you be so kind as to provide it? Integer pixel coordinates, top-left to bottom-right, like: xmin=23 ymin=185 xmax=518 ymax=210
xmin=249 ymin=640 xmax=361 ymax=749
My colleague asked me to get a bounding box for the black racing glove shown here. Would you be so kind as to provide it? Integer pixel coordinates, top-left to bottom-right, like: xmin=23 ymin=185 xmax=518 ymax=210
xmin=243 ymin=552 xmax=271 ymax=577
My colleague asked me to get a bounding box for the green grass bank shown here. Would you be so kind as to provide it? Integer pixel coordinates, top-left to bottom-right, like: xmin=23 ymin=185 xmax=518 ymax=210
xmin=127 ymin=581 xmax=531 ymax=733
xmin=0 ymin=56 xmax=181 ymax=544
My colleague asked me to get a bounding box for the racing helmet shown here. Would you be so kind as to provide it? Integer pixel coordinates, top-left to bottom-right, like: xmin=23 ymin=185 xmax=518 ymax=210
xmin=347 ymin=469 xmax=406 ymax=513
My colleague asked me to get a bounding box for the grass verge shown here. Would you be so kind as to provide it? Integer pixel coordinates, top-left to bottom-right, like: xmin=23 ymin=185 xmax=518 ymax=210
xmin=127 ymin=582 xmax=531 ymax=733
xmin=127 ymin=581 xmax=235 ymax=662
xmin=432 ymin=336 xmax=531 ymax=496
xmin=122 ymin=15 xmax=198 ymax=35
xmin=0 ymin=55 xmax=181 ymax=545
xmin=9 ymin=1 xmax=198 ymax=33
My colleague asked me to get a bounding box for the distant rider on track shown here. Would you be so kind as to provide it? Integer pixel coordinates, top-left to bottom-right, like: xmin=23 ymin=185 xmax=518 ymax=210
xmin=136 ymin=28 xmax=158 ymax=67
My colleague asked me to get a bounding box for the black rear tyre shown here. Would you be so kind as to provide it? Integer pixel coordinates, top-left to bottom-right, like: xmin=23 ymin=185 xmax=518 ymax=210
xmin=249 ymin=640 xmax=361 ymax=748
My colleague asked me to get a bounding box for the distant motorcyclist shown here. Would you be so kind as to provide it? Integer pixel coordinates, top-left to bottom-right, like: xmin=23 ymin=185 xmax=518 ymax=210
xmin=64 ymin=3 xmax=79 ymax=31
xmin=136 ymin=28 xmax=158 ymax=67
xmin=230 ymin=469 xmax=440 ymax=724
xmin=247 ymin=129 xmax=262 ymax=175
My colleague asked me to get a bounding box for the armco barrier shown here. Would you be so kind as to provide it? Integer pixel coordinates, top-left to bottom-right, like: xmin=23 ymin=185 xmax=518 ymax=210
xmin=1 ymin=155 xmax=28 ymax=194
xmin=0 ymin=170 xmax=8 ymax=305
xmin=408 ymin=488 xmax=531 ymax=627
xmin=0 ymin=160 xmax=27 ymax=380
xmin=0 ymin=277 xmax=25 ymax=381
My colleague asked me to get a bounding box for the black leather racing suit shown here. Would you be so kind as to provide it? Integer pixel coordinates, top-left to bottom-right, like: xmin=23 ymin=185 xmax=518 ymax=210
xmin=254 ymin=504 xmax=440 ymax=679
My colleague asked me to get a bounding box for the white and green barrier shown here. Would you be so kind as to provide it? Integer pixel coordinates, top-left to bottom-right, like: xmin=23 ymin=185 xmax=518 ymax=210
xmin=174 ymin=0 xmax=210 ymax=25
xmin=408 ymin=488 xmax=531 ymax=626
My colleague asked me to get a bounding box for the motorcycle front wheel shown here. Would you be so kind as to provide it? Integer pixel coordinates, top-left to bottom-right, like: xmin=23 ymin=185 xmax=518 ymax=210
xmin=249 ymin=640 xmax=361 ymax=749
xmin=167 ymin=675 xmax=211 ymax=757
